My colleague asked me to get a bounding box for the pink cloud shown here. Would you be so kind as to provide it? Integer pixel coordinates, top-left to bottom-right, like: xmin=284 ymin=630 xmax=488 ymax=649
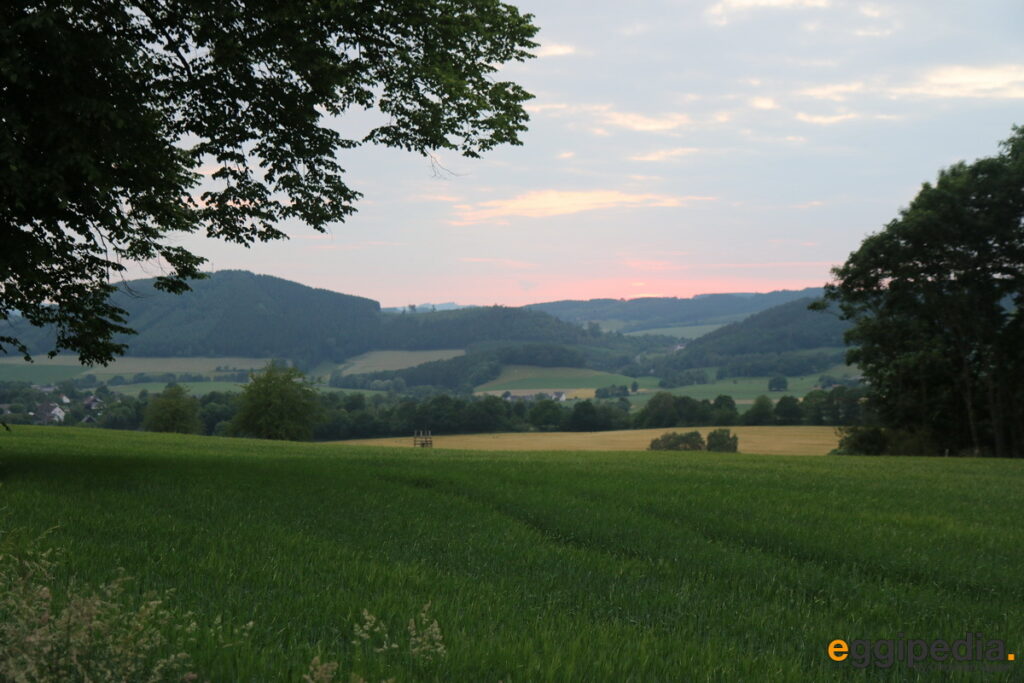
xmin=452 ymin=189 xmax=715 ymax=224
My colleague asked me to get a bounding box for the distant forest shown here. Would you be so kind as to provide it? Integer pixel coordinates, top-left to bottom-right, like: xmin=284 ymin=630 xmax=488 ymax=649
xmin=8 ymin=271 xmax=849 ymax=385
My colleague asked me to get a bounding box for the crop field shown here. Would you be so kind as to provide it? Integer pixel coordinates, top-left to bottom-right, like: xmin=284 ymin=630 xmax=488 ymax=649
xmin=1 ymin=427 xmax=1021 ymax=680
xmin=476 ymin=365 xmax=661 ymax=393
xmin=625 ymin=322 xmax=726 ymax=339
xmin=0 ymin=355 xmax=269 ymax=383
xmin=331 ymin=349 xmax=465 ymax=376
xmin=339 ymin=426 xmax=840 ymax=455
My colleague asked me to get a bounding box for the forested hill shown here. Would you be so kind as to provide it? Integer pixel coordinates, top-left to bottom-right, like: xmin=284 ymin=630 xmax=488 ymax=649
xmin=109 ymin=271 xmax=382 ymax=363
xmin=9 ymin=271 xmax=603 ymax=368
xmin=527 ymin=288 xmax=823 ymax=332
xmin=652 ymin=297 xmax=853 ymax=379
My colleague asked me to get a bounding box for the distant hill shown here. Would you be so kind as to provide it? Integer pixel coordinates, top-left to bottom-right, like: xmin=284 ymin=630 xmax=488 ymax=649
xmin=8 ymin=271 xmax=613 ymax=369
xmin=651 ymin=297 xmax=852 ymax=380
xmin=526 ymin=288 xmax=823 ymax=334
xmin=109 ymin=271 xmax=381 ymax=365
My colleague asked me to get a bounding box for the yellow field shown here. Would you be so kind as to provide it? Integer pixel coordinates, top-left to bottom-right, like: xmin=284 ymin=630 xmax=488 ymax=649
xmin=338 ymin=426 xmax=839 ymax=455
xmin=335 ymin=349 xmax=464 ymax=375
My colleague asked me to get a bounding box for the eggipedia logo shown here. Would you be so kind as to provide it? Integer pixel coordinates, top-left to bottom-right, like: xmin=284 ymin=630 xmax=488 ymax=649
xmin=828 ymin=633 xmax=1017 ymax=671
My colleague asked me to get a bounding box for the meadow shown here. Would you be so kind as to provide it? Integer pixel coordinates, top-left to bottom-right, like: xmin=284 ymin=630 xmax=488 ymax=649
xmin=340 ymin=426 xmax=839 ymax=455
xmin=0 ymin=355 xmax=269 ymax=383
xmin=624 ymin=322 xmax=726 ymax=339
xmin=328 ymin=349 xmax=466 ymax=377
xmin=1 ymin=426 xmax=1021 ymax=680
xmin=476 ymin=365 xmax=661 ymax=394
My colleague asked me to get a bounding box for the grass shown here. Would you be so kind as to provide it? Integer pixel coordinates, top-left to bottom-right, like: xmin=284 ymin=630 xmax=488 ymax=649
xmin=329 ymin=349 xmax=465 ymax=377
xmin=0 ymin=355 xmax=269 ymax=383
xmin=625 ymin=322 xmax=726 ymax=339
xmin=0 ymin=426 xmax=1021 ymax=680
xmin=629 ymin=363 xmax=860 ymax=407
xmin=339 ymin=426 xmax=839 ymax=455
xmin=476 ymin=365 xmax=661 ymax=393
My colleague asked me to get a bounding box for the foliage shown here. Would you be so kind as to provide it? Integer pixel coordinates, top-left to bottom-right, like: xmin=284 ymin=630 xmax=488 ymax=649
xmin=230 ymin=363 xmax=320 ymax=440
xmin=1 ymin=1 xmax=538 ymax=364
xmin=705 ymin=428 xmax=739 ymax=452
xmin=768 ymin=376 xmax=788 ymax=391
xmin=648 ymin=430 xmax=705 ymax=451
xmin=142 ymin=383 xmax=201 ymax=434
xmin=820 ymin=126 xmax=1024 ymax=457
xmin=742 ymin=395 xmax=775 ymax=426
xmin=0 ymin=536 xmax=196 ymax=681
xmin=772 ymin=395 xmax=802 ymax=426
xmin=832 ymin=426 xmax=889 ymax=455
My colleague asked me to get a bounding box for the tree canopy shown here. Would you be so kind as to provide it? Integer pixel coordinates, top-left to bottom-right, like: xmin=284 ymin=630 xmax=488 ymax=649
xmin=1 ymin=0 xmax=538 ymax=364
xmin=820 ymin=126 xmax=1024 ymax=457
xmin=230 ymin=362 xmax=320 ymax=440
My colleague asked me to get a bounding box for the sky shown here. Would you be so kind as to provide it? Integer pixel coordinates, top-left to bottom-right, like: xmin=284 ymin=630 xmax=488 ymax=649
xmin=136 ymin=0 xmax=1024 ymax=308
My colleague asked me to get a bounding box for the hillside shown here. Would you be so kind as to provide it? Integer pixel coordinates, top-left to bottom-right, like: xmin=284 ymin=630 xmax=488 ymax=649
xmin=7 ymin=271 xmax=623 ymax=370
xmin=652 ymin=297 xmax=852 ymax=380
xmin=527 ymin=287 xmax=822 ymax=334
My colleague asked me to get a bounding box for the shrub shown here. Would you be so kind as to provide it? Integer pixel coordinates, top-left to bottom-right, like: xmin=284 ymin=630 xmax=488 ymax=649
xmin=706 ymin=428 xmax=739 ymax=452
xmin=648 ymin=431 xmax=705 ymax=451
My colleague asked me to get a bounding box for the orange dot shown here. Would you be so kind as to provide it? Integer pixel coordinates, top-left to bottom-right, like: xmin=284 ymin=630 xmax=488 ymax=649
xmin=1009 ymin=653 xmax=1016 ymax=661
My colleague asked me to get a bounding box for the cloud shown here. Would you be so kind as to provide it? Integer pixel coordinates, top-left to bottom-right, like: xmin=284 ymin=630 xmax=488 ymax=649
xmin=796 ymin=81 xmax=864 ymax=101
xmin=792 ymin=200 xmax=825 ymax=209
xmin=535 ymin=43 xmax=576 ymax=58
xmin=460 ymin=257 xmax=538 ymax=269
xmin=452 ymin=190 xmax=715 ymax=223
xmin=890 ymin=65 xmax=1024 ymax=99
xmin=630 ymin=147 xmax=701 ymax=162
xmin=749 ymin=96 xmax=780 ymax=110
xmin=523 ymin=102 xmax=692 ymax=133
xmin=858 ymin=3 xmax=886 ymax=18
xmin=706 ymin=0 xmax=831 ymax=26
xmin=600 ymin=111 xmax=692 ymax=132
xmin=853 ymin=27 xmax=895 ymax=37
xmin=795 ymin=111 xmax=859 ymax=125
xmin=556 ymin=151 xmax=576 ymax=159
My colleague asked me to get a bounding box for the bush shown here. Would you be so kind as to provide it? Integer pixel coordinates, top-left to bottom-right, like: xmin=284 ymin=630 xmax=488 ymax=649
xmin=649 ymin=431 xmax=705 ymax=451
xmin=706 ymin=428 xmax=739 ymax=452
xmin=832 ymin=426 xmax=888 ymax=455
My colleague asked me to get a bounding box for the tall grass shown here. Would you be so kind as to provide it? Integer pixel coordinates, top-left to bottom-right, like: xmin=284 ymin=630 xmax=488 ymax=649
xmin=0 ymin=427 xmax=1021 ymax=680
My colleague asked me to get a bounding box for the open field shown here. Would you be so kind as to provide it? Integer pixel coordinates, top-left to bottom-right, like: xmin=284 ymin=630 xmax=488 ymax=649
xmin=625 ymin=322 xmax=726 ymax=339
xmin=476 ymin=365 xmax=661 ymax=394
xmin=629 ymin=363 xmax=860 ymax=408
xmin=0 ymin=355 xmax=269 ymax=383
xmin=331 ymin=349 xmax=465 ymax=376
xmin=339 ymin=426 xmax=840 ymax=455
xmin=1 ymin=426 xmax=1021 ymax=679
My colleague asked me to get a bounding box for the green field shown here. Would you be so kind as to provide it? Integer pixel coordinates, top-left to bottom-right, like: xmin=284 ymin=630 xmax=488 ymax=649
xmin=476 ymin=365 xmax=661 ymax=393
xmin=629 ymin=363 xmax=860 ymax=407
xmin=0 ymin=355 xmax=270 ymax=383
xmin=625 ymin=322 xmax=726 ymax=339
xmin=326 ymin=349 xmax=465 ymax=377
xmin=1 ymin=427 xmax=1021 ymax=680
